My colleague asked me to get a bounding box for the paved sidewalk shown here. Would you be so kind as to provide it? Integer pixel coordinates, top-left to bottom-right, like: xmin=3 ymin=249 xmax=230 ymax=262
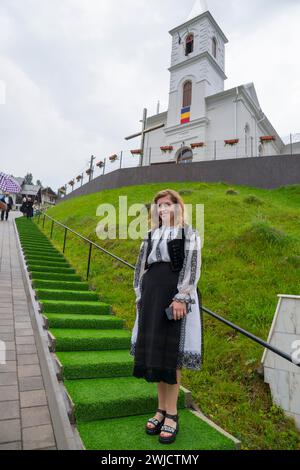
xmin=0 ymin=212 xmax=57 ymax=450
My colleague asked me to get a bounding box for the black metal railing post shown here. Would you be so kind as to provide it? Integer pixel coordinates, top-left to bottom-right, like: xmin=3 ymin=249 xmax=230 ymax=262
xmin=50 ymin=220 xmax=54 ymax=239
xmin=63 ymin=228 xmax=67 ymax=253
xmin=43 ymin=214 xmax=46 ymax=228
xmin=87 ymin=243 xmax=92 ymax=280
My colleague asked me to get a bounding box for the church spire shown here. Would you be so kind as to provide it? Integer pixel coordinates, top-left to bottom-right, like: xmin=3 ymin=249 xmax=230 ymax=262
xmin=186 ymin=0 xmax=208 ymax=22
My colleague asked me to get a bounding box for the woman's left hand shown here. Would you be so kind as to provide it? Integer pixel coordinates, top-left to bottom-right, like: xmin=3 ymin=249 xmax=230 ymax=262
xmin=170 ymin=300 xmax=187 ymax=321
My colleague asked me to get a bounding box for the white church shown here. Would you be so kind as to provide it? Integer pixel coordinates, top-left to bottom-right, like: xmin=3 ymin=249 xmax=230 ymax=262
xmin=132 ymin=0 xmax=291 ymax=165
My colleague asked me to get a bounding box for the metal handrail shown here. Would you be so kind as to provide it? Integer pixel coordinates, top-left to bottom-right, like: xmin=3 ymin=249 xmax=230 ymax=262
xmin=35 ymin=211 xmax=299 ymax=369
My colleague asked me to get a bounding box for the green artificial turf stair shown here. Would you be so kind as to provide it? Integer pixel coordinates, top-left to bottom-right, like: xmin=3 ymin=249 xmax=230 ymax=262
xmin=15 ymin=217 xmax=238 ymax=451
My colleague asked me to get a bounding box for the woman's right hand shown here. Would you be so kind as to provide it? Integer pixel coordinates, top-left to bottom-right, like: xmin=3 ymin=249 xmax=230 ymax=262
xmin=170 ymin=300 xmax=187 ymax=321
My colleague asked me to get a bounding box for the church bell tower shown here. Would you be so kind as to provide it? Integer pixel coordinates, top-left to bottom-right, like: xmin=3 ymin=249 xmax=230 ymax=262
xmin=165 ymin=0 xmax=228 ymax=131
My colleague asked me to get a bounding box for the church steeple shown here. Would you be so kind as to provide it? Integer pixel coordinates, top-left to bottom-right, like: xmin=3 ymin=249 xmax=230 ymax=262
xmin=186 ymin=0 xmax=208 ymax=22
xmin=165 ymin=3 xmax=228 ymax=130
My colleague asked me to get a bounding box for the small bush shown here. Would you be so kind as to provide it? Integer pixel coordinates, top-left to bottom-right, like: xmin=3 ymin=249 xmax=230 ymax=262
xmin=244 ymin=195 xmax=264 ymax=206
xmin=226 ymin=189 xmax=239 ymax=196
xmin=196 ymin=183 xmax=210 ymax=190
xmin=247 ymin=221 xmax=290 ymax=247
xmin=179 ymin=189 xmax=193 ymax=196
xmin=284 ymin=255 xmax=300 ymax=268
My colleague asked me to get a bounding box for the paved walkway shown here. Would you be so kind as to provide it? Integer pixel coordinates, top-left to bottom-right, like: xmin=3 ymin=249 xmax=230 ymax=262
xmin=0 ymin=212 xmax=57 ymax=450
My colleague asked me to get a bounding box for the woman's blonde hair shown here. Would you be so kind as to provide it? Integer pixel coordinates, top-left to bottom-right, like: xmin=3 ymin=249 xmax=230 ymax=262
xmin=149 ymin=189 xmax=186 ymax=230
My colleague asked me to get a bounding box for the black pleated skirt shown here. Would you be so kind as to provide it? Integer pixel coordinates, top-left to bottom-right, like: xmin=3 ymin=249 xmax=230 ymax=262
xmin=132 ymin=261 xmax=182 ymax=385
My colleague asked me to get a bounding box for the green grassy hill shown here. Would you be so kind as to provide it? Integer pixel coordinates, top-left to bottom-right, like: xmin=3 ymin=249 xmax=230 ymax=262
xmin=37 ymin=181 xmax=300 ymax=449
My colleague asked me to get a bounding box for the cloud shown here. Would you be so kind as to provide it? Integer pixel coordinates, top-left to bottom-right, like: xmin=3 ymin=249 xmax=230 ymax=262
xmin=0 ymin=0 xmax=299 ymax=190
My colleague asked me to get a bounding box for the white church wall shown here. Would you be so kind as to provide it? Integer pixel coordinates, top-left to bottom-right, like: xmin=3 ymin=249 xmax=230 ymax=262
xmin=236 ymin=100 xmax=256 ymax=157
xmin=256 ymin=124 xmax=280 ymax=157
xmin=281 ymin=141 xmax=300 ymax=155
xmin=144 ymin=125 xmax=169 ymax=165
xmin=206 ymin=96 xmax=236 ymax=159
xmin=205 ymin=18 xmax=225 ymax=71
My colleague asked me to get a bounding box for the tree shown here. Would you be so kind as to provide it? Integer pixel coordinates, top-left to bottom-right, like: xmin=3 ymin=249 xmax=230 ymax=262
xmin=36 ymin=180 xmax=43 ymax=188
xmin=24 ymin=173 xmax=33 ymax=185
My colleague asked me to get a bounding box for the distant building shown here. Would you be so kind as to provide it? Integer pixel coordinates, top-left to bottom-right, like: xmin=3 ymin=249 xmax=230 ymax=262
xmin=21 ymin=184 xmax=42 ymax=204
xmin=41 ymin=187 xmax=58 ymax=206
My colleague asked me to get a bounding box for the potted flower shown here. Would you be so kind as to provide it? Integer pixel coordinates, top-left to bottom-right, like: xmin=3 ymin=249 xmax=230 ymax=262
xmin=131 ymin=149 xmax=143 ymax=155
xmin=160 ymin=146 xmax=173 ymax=152
xmin=191 ymin=142 xmax=205 ymax=149
xmin=109 ymin=154 xmax=118 ymax=162
xmin=260 ymin=135 xmax=275 ymax=143
xmin=225 ymin=139 xmax=239 ymax=146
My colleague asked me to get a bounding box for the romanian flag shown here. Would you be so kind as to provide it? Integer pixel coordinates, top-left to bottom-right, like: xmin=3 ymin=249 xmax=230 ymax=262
xmin=181 ymin=106 xmax=190 ymax=124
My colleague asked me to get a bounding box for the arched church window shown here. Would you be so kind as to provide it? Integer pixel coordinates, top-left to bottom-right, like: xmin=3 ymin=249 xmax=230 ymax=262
xmin=183 ymin=81 xmax=192 ymax=108
xmin=177 ymin=147 xmax=193 ymax=164
xmin=212 ymin=37 xmax=217 ymax=59
xmin=185 ymin=34 xmax=194 ymax=55
xmin=245 ymin=123 xmax=250 ymax=155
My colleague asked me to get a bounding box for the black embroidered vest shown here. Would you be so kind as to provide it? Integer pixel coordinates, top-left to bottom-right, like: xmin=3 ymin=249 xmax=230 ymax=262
xmin=144 ymin=225 xmax=185 ymax=272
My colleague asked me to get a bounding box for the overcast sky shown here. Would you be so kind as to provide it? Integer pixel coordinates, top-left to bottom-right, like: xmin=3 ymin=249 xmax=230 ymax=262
xmin=0 ymin=0 xmax=299 ymax=190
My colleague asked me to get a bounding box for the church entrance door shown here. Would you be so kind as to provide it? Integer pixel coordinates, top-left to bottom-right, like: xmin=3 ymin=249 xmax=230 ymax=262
xmin=177 ymin=147 xmax=193 ymax=164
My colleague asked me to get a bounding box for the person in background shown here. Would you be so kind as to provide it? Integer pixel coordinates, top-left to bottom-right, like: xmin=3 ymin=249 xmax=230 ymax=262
xmin=0 ymin=192 xmax=13 ymax=221
xmin=25 ymin=197 xmax=34 ymax=219
xmin=0 ymin=195 xmax=7 ymax=213
xmin=20 ymin=196 xmax=27 ymax=217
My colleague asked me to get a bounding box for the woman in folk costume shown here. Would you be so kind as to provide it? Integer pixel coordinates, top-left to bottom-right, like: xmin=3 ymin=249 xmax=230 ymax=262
xmin=130 ymin=189 xmax=203 ymax=444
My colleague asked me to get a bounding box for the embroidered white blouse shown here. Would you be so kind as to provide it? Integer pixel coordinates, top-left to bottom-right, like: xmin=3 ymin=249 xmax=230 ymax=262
xmin=133 ymin=223 xmax=202 ymax=306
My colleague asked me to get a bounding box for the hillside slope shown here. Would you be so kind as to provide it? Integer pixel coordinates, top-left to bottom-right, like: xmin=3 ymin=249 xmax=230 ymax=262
xmin=38 ymin=181 xmax=300 ymax=449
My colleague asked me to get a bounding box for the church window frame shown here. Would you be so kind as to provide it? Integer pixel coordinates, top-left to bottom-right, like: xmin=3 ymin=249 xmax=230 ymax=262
xmin=185 ymin=33 xmax=194 ymax=56
xmin=212 ymin=36 xmax=217 ymax=59
xmin=244 ymin=123 xmax=250 ymax=156
xmin=182 ymin=80 xmax=192 ymax=108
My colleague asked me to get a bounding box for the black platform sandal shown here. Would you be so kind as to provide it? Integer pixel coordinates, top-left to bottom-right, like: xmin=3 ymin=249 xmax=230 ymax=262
xmin=145 ymin=408 xmax=166 ymax=435
xmin=158 ymin=413 xmax=179 ymax=444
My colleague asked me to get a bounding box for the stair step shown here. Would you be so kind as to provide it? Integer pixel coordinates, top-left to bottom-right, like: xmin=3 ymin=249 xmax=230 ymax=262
xmin=44 ymin=313 xmax=124 ymax=330
xmin=25 ymin=254 xmax=66 ymax=262
xmin=40 ymin=300 xmax=111 ymax=315
xmin=27 ymin=259 xmax=71 ymax=268
xmin=50 ymin=328 xmax=131 ymax=352
xmin=55 ymin=350 xmax=133 ymax=379
xmin=64 ymin=376 xmax=186 ymax=423
xmin=21 ymin=241 xmax=55 ymax=247
xmin=30 ymin=272 xmax=82 ymax=282
xmin=32 ymin=280 xmax=90 ymax=291
xmin=35 ymin=289 xmax=99 ymax=302
xmin=22 ymin=246 xmax=60 ymax=254
xmin=30 ymin=265 xmax=76 ymax=273
xmin=77 ymin=409 xmax=237 ymax=450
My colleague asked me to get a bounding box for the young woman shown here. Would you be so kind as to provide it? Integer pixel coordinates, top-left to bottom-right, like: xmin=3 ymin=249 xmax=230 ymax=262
xmin=130 ymin=189 xmax=203 ymax=444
